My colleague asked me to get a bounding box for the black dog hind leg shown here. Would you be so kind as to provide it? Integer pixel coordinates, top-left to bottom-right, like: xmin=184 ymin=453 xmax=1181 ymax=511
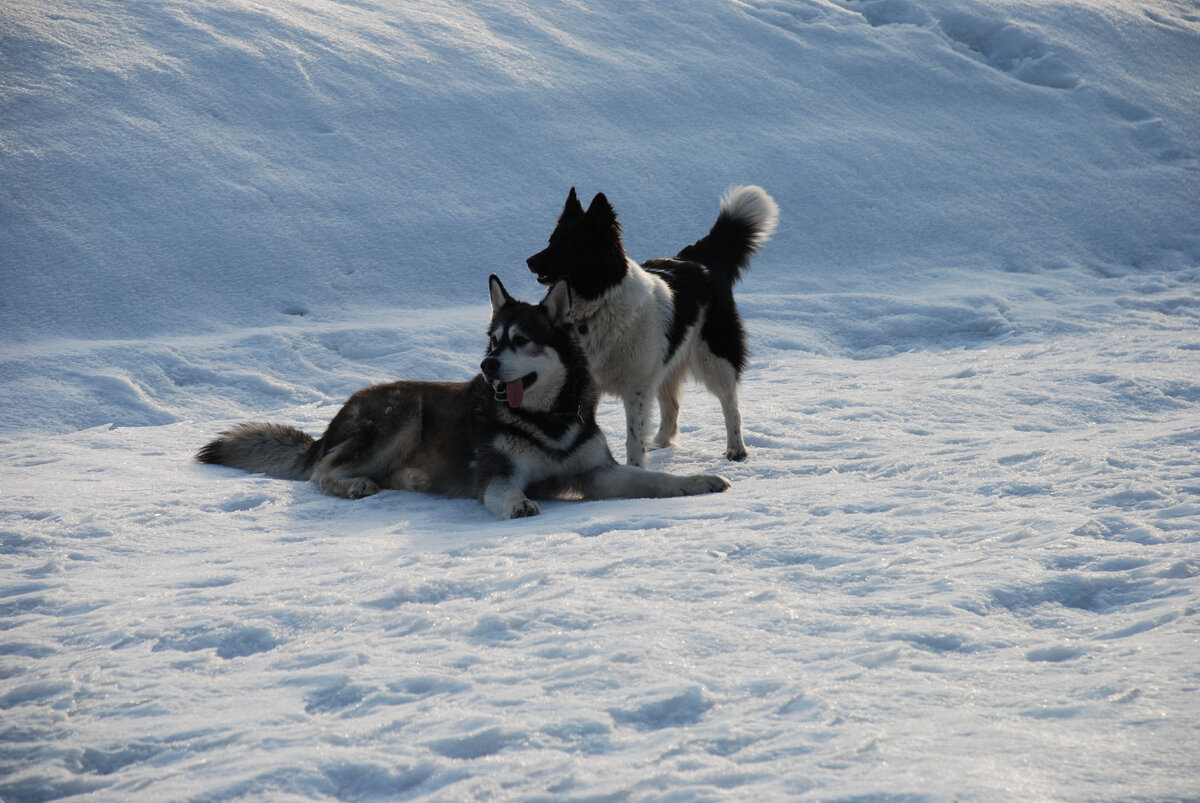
xmin=651 ymin=365 xmax=686 ymax=451
xmin=695 ymin=354 xmax=747 ymax=461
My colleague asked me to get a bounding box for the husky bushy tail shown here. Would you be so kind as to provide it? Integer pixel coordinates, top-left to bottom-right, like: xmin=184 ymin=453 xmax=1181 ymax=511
xmin=196 ymin=422 xmax=315 ymax=481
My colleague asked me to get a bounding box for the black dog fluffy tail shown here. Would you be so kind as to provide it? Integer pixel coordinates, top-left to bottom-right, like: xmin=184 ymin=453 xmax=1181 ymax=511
xmin=196 ymin=422 xmax=315 ymax=481
xmin=676 ymin=185 xmax=779 ymax=285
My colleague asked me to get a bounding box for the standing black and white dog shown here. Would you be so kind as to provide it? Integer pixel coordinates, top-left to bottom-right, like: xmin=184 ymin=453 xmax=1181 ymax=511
xmin=527 ymin=186 xmax=778 ymax=467
xmin=196 ymin=276 xmax=729 ymax=519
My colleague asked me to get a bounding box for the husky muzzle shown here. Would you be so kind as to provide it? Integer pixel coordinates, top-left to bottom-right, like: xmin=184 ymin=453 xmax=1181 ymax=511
xmin=481 ymin=355 xmax=536 ymax=409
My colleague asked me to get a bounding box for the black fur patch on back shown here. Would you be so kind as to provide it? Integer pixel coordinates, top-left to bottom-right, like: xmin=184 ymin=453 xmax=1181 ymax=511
xmin=653 ymin=260 xmax=747 ymax=374
xmin=643 ymin=258 xmax=708 ymax=365
xmin=700 ymin=281 xmax=748 ymax=375
xmin=645 ymin=258 xmax=747 ymax=374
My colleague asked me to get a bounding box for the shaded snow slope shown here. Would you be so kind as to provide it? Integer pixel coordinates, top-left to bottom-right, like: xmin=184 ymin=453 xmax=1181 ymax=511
xmin=2 ymin=0 xmax=1197 ymax=345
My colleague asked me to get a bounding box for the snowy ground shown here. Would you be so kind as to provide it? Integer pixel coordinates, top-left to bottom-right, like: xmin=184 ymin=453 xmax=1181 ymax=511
xmin=2 ymin=0 xmax=1199 ymax=800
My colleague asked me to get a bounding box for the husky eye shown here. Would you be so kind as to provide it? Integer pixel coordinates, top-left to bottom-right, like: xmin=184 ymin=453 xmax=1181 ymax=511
xmin=512 ymin=334 xmax=529 ymax=347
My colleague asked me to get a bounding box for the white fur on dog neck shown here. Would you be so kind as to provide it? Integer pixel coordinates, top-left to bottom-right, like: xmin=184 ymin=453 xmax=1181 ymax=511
xmin=571 ymin=259 xmax=680 ymax=398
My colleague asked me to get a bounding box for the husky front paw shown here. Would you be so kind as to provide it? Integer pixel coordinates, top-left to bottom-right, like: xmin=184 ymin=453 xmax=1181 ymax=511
xmin=392 ymin=467 xmax=431 ymax=492
xmin=682 ymin=474 xmax=731 ymax=495
xmin=507 ymin=499 xmax=541 ymax=519
xmin=319 ymin=475 xmax=380 ymax=499
xmin=346 ymin=477 xmax=380 ymax=499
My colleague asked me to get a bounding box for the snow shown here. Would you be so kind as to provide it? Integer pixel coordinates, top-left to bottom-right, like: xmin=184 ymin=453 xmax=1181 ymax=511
xmin=2 ymin=0 xmax=1198 ymax=799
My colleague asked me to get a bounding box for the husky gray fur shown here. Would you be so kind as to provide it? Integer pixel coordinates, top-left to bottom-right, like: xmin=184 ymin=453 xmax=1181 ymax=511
xmin=196 ymin=276 xmax=730 ymax=519
xmin=527 ymin=185 xmax=779 ymax=467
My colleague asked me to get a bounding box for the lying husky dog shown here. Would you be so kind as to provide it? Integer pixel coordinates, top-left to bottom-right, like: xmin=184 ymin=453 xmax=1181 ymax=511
xmin=196 ymin=276 xmax=730 ymax=519
xmin=527 ymin=185 xmax=779 ymax=467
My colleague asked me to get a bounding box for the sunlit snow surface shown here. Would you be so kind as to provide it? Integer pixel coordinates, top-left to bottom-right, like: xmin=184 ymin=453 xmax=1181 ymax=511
xmin=2 ymin=0 xmax=1198 ymax=800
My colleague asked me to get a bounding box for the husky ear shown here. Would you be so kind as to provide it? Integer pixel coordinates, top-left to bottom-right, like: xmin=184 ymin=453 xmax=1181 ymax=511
xmin=560 ymin=187 xmax=584 ymax=220
xmin=489 ymin=274 xmax=513 ymax=314
xmin=540 ymin=280 xmax=573 ymax=326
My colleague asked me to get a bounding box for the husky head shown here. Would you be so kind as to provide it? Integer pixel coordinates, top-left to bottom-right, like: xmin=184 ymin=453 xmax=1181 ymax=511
xmin=526 ymin=187 xmax=628 ymax=300
xmin=481 ymin=275 xmax=577 ymax=412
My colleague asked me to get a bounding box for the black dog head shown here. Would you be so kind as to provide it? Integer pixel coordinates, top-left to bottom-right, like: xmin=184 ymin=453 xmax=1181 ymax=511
xmin=526 ymin=188 xmax=627 ymax=301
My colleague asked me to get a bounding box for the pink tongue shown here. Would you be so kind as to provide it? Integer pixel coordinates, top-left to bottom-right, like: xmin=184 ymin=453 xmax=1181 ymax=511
xmin=506 ymin=378 xmax=524 ymax=408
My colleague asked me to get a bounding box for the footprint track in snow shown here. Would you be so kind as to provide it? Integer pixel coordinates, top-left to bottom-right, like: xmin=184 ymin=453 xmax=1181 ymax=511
xmin=608 ymin=686 xmax=713 ymax=731
xmin=743 ymin=0 xmax=1080 ymax=89
xmin=742 ymin=1 xmax=1194 ymax=164
xmin=935 ymin=10 xmax=1080 ymax=89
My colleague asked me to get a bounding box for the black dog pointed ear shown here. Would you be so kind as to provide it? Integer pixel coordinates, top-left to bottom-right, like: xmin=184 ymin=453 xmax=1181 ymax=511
xmin=489 ymin=274 xmax=513 ymax=314
xmin=585 ymin=192 xmax=616 ymax=226
xmin=540 ymin=279 xmax=572 ymax=326
xmin=560 ymin=187 xmax=584 ymax=220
